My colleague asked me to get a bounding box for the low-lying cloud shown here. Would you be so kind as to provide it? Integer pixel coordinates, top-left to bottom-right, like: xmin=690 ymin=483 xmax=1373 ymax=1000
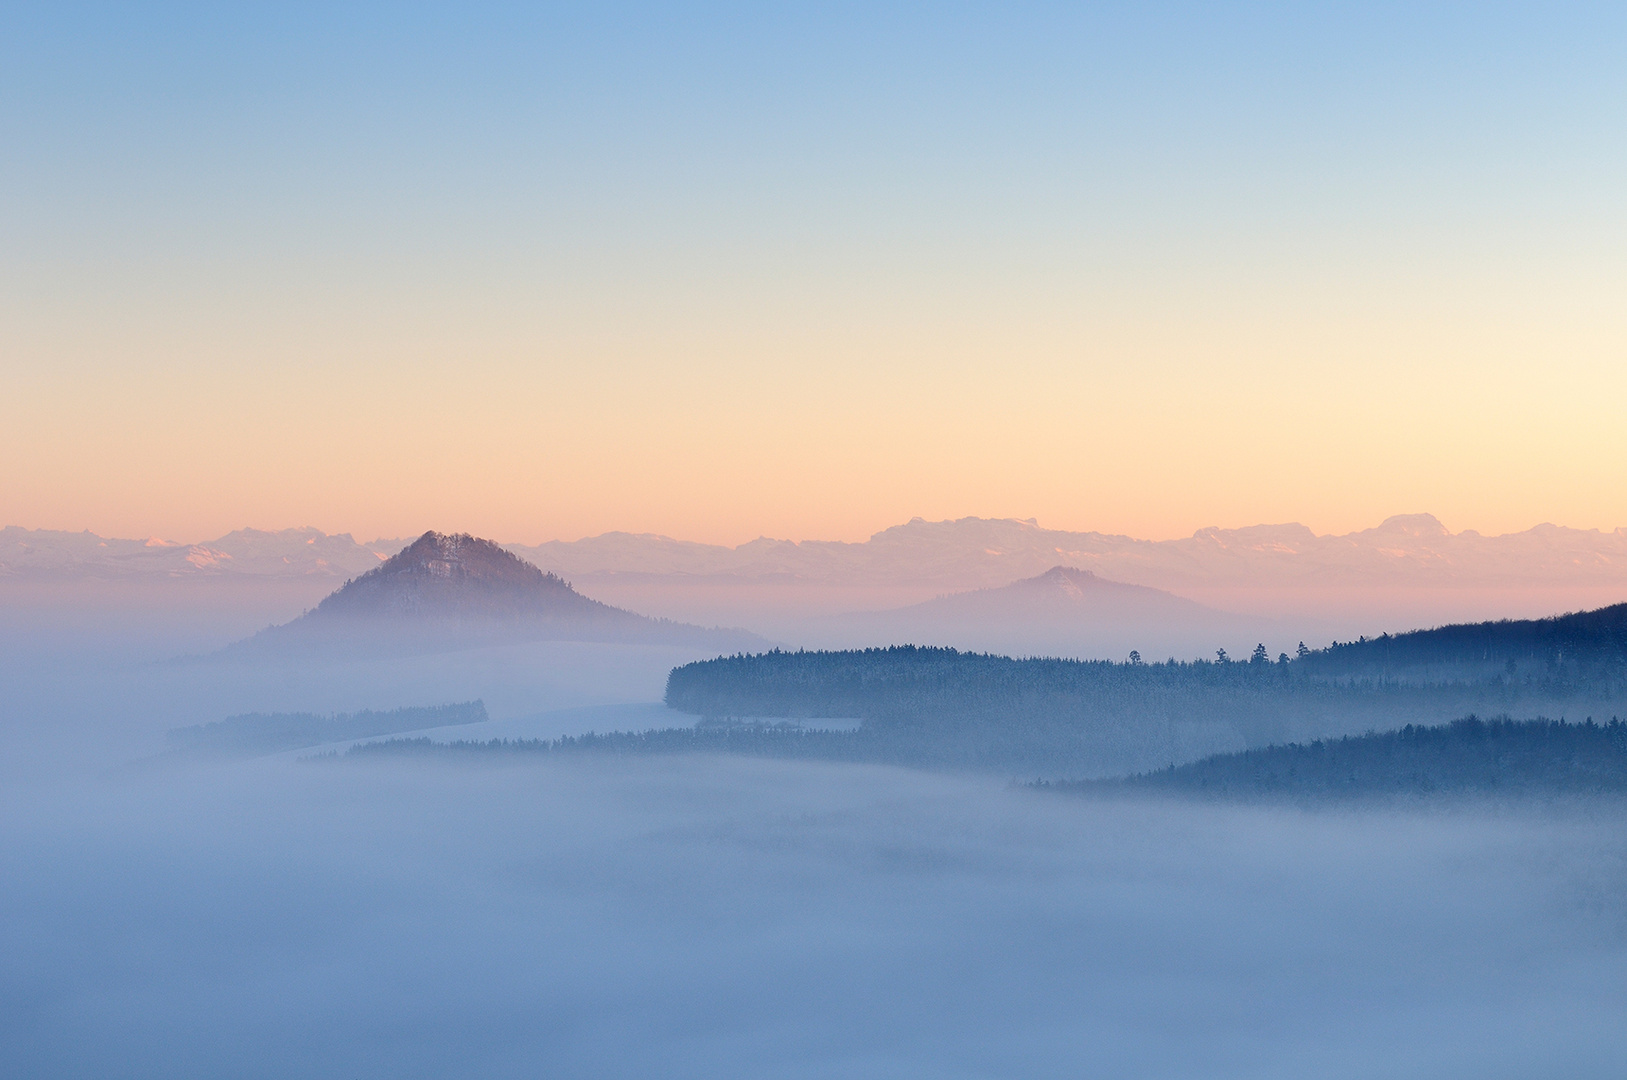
xmin=3 ymin=751 xmax=1625 ymax=1079
xmin=4 ymin=600 xmax=1625 ymax=1079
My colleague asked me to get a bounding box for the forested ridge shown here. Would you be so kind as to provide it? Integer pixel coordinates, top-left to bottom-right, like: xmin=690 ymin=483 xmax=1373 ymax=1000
xmin=659 ymin=633 xmax=1627 ymax=775
xmin=341 ymin=726 xmax=865 ymax=763
xmin=667 ymin=625 xmax=1627 ymax=720
xmin=1043 ymin=716 xmax=1627 ymax=801
xmin=336 ymin=606 xmax=1627 ymax=779
xmin=1300 ymin=601 xmax=1627 ymax=678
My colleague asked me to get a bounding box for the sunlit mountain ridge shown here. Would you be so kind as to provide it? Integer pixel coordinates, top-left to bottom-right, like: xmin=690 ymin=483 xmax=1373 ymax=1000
xmin=10 ymin=514 xmax=1627 ymax=589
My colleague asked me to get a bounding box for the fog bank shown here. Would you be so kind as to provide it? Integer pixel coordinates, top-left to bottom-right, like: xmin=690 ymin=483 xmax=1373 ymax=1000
xmin=5 ymin=595 xmax=1626 ymax=1078
xmin=3 ymin=753 xmax=1625 ymax=1079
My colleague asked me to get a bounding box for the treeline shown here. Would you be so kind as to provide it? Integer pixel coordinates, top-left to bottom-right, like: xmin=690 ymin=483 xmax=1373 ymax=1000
xmin=336 ymin=715 xmax=1627 ymax=803
xmin=662 ymin=645 xmax=1625 ymax=777
xmin=167 ymin=701 xmax=488 ymax=756
xmin=341 ymin=725 xmax=864 ymax=763
xmin=1300 ymin=602 xmax=1627 ymax=679
xmin=323 ymin=605 xmax=1627 ymax=779
xmin=1043 ymin=716 xmax=1627 ymax=802
xmin=667 ymin=645 xmax=1320 ymax=719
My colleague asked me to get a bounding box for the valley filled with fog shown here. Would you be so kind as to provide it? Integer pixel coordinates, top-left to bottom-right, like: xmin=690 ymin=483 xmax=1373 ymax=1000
xmin=13 ymin=1 xmax=1627 ymax=1072
xmin=4 ymin=575 xmax=1627 ymax=1079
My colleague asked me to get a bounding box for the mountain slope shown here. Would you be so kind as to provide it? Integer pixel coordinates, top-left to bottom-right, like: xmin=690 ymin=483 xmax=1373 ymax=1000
xmin=312 ymin=531 xmax=623 ymax=622
xmin=832 ymin=565 xmax=1243 ymax=659
xmin=238 ymin=532 xmax=763 ymax=655
xmin=1300 ymin=601 xmax=1627 ymax=679
xmin=897 ymin=566 xmax=1213 ymax=621
xmin=1061 ymin=717 xmax=1627 ymax=801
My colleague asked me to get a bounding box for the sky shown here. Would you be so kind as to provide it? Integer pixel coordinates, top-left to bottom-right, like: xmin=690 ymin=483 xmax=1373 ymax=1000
xmin=3 ymin=3 xmax=1625 ymax=546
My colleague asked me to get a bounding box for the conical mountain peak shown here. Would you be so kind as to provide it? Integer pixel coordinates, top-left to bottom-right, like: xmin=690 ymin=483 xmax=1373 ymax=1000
xmin=313 ymin=531 xmax=596 ymax=621
xmin=236 ymin=531 xmax=766 ymax=655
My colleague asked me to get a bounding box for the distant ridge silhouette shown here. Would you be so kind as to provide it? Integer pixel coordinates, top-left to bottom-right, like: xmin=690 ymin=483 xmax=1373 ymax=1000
xmin=10 ymin=514 xmax=1627 ymax=593
xmin=234 ymin=531 xmax=764 ymax=656
xmin=831 ymin=564 xmax=1236 ymax=657
xmin=899 ymin=565 xmax=1213 ymax=618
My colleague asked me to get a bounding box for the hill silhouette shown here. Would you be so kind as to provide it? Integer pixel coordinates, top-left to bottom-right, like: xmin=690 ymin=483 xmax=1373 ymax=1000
xmin=1301 ymin=601 xmax=1627 ymax=680
xmin=236 ymin=531 xmax=764 ymax=655
xmin=897 ymin=566 xmax=1212 ymax=620
xmin=314 ymin=532 xmax=622 ymax=621
xmin=1051 ymin=717 xmax=1627 ymax=802
xmin=836 ymin=565 xmax=1240 ymax=658
xmin=660 ymin=593 xmax=1627 ymax=774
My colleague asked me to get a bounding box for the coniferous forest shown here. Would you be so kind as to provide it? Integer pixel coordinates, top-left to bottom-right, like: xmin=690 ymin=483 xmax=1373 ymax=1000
xmin=1044 ymin=717 xmax=1627 ymax=802
xmin=342 ymin=605 xmax=1627 ymax=789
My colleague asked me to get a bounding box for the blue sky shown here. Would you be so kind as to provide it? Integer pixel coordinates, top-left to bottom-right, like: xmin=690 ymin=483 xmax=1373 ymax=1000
xmin=4 ymin=3 xmax=1625 ymax=542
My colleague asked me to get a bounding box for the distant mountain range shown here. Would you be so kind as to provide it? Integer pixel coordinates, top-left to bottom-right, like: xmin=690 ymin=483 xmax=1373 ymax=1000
xmin=515 ymin=514 xmax=1627 ymax=591
xmin=11 ymin=514 xmax=1627 ymax=591
xmin=0 ymin=525 xmax=399 ymax=581
xmin=237 ymin=532 xmax=763 ymax=655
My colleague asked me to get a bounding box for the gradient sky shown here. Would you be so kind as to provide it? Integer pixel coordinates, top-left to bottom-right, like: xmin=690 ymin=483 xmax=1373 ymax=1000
xmin=4 ymin=3 xmax=1625 ymax=545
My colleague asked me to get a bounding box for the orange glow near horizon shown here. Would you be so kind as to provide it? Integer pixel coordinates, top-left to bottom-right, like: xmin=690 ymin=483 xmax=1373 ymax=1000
xmin=5 ymin=243 xmax=1625 ymax=547
xmin=5 ymin=8 xmax=1625 ymax=548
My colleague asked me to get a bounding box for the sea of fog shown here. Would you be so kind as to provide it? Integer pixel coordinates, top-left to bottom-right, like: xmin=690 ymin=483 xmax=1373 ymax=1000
xmin=3 ymin=600 xmax=1626 ymax=1078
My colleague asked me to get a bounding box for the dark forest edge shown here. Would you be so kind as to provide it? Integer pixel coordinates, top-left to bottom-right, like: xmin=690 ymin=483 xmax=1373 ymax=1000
xmin=658 ymin=624 xmax=1627 ymax=775
xmin=1037 ymin=716 xmax=1627 ymax=802
xmin=325 ymin=602 xmax=1627 ymax=781
xmin=169 ymin=701 xmax=488 ymax=756
xmin=331 ymin=715 xmax=1627 ymax=802
xmin=331 ymin=725 xmax=865 ymax=763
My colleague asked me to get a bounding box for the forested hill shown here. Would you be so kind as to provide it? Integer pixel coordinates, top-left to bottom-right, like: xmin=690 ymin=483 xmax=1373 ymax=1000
xmin=664 ymin=643 xmax=1627 ymax=721
xmin=1300 ymin=602 xmax=1627 ymax=678
xmin=667 ymin=646 xmax=1301 ymax=720
xmin=1051 ymin=717 xmax=1627 ymax=801
xmin=664 ymin=645 xmax=1627 ymax=777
